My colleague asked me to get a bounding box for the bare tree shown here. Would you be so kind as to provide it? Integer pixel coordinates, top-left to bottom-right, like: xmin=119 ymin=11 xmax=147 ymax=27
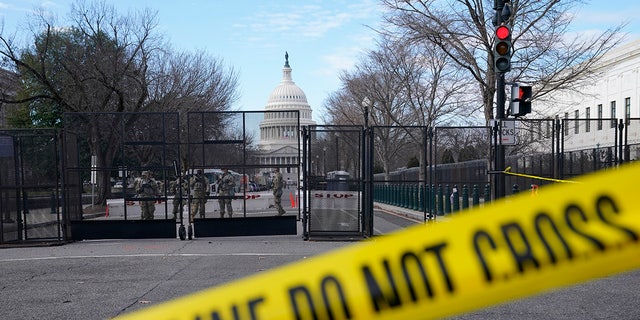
xmin=381 ymin=0 xmax=625 ymax=121
xmin=324 ymin=36 xmax=468 ymax=178
xmin=145 ymin=49 xmax=239 ymax=170
xmin=324 ymin=53 xmax=411 ymax=177
xmin=147 ymin=49 xmax=239 ymax=113
xmin=0 ymin=0 xmax=239 ymax=205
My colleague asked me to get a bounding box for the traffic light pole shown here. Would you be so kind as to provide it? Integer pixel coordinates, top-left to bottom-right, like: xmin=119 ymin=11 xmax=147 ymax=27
xmin=495 ymin=73 xmax=506 ymax=199
xmin=493 ymin=0 xmax=509 ymax=200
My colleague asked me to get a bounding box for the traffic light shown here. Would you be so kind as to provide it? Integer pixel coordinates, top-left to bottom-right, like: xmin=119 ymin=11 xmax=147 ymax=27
xmin=493 ymin=0 xmax=512 ymax=26
xmin=509 ymin=84 xmax=532 ymax=117
xmin=494 ymin=25 xmax=511 ymax=73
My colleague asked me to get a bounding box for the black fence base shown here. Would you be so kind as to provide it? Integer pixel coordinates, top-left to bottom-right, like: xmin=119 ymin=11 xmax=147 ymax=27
xmin=306 ymin=231 xmax=365 ymax=241
xmin=193 ymin=215 xmax=297 ymax=237
xmin=70 ymin=220 xmax=176 ymax=240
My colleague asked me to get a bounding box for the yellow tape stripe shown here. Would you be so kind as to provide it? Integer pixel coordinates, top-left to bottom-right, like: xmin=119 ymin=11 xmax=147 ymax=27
xmin=116 ymin=162 xmax=640 ymax=320
xmin=502 ymin=166 xmax=577 ymax=183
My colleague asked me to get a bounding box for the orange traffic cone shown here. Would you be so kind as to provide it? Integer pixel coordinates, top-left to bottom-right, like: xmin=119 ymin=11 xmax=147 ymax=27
xmin=289 ymin=192 xmax=296 ymax=208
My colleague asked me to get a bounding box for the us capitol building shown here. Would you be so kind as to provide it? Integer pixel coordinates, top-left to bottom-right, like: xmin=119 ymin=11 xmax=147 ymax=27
xmin=256 ymin=52 xmax=316 ymax=182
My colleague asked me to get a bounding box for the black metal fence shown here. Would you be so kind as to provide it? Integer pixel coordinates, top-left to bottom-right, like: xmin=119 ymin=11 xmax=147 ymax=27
xmin=62 ymin=111 xmax=299 ymax=241
xmin=372 ymin=118 xmax=640 ymax=217
xmin=0 ymin=129 xmax=69 ymax=245
xmin=2 ymin=114 xmax=639 ymax=244
xmin=301 ymin=125 xmax=367 ymax=240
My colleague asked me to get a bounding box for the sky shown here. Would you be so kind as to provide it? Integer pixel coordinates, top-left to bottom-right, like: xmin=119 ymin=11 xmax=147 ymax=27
xmin=1 ymin=0 xmax=640 ymax=123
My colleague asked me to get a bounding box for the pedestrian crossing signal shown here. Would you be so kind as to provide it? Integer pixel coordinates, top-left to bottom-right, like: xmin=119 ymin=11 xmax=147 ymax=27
xmin=510 ymin=84 xmax=532 ymax=117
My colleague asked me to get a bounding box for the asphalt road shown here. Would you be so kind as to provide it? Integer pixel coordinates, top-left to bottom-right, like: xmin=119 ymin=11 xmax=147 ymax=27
xmin=0 ymin=212 xmax=638 ymax=320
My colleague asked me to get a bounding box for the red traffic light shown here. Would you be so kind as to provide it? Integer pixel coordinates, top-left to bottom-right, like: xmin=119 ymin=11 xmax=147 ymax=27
xmin=494 ymin=24 xmax=512 ymax=73
xmin=496 ymin=25 xmax=510 ymax=40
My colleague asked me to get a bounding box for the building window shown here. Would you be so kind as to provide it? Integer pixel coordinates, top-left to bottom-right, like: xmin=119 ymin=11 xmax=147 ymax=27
xmin=586 ymin=107 xmax=591 ymax=132
xmin=574 ymin=110 xmax=579 ymax=134
xmin=610 ymin=101 xmax=616 ymax=128
xmin=597 ymin=104 xmax=603 ymax=130
xmin=625 ymin=97 xmax=631 ymax=124
xmin=564 ymin=112 xmax=569 ymax=136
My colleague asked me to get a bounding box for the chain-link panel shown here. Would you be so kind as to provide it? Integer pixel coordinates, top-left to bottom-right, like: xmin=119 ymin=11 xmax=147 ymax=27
xmin=302 ymin=125 xmax=364 ymax=239
xmin=0 ymin=129 xmax=65 ymax=244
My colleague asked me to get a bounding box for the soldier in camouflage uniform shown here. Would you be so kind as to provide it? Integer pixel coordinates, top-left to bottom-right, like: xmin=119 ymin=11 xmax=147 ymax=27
xmin=170 ymin=176 xmax=188 ymax=220
xmin=189 ymin=169 xmax=209 ymax=222
xmin=134 ymin=171 xmax=159 ymax=220
xmin=272 ymin=168 xmax=286 ymax=216
xmin=217 ymin=168 xmax=235 ymax=218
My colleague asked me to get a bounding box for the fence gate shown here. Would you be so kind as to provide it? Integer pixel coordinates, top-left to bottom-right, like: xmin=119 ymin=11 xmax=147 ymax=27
xmin=0 ymin=129 xmax=68 ymax=245
xmin=301 ymin=125 xmax=369 ymax=240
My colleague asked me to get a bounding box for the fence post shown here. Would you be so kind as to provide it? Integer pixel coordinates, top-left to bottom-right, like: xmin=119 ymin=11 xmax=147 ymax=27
xmin=394 ymin=184 xmax=399 ymax=206
xmin=484 ymin=183 xmax=491 ymax=206
xmin=430 ymin=184 xmax=436 ymax=216
xmin=472 ymin=184 xmax=480 ymax=207
xmin=411 ymin=184 xmax=418 ymax=210
xmin=452 ymin=185 xmax=459 ymax=212
xmin=405 ymin=185 xmax=410 ymax=209
xmin=384 ymin=184 xmax=390 ymax=204
xmin=418 ymin=185 xmax=425 ymax=212
xmin=462 ymin=185 xmax=469 ymax=209
xmin=444 ymin=185 xmax=452 ymax=214
xmin=437 ymin=185 xmax=444 ymax=216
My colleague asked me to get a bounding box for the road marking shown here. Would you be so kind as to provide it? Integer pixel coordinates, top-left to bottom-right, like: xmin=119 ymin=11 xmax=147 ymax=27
xmin=0 ymin=253 xmax=302 ymax=263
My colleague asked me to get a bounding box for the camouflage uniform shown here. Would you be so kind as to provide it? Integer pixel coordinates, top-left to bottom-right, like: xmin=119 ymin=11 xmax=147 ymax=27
xmin=190 ymin=170 xmax=209 ymax=221
xmin=170 ymin=177 xmax=188 ymax=219
xmin=272 ymin=168 xmax=285 ymax=216
xmin=134 ymin=171 xmax=159 ymax=220
xmin=217 ymin=169 xmax=235 ymax=218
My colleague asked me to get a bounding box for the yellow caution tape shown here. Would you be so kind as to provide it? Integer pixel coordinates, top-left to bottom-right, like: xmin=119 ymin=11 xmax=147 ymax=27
xmin=502 ymin=166 xmax=577 ymax=183
xmin=116 ymin=162 xmax=640 ymax=320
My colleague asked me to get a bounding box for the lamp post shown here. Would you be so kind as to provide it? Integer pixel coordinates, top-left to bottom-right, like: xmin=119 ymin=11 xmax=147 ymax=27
xmin=334 ymin=133 xmax=340 ymax=171
xmin=362 ymin=97 xmax=370 ymax=129
xmin=323 ymin=147 xmax=327 ymax=174
xmin=315 ymin=155 xmax=319 ymax=175
xmin=361 ymin=96 xmax=373 ymax=236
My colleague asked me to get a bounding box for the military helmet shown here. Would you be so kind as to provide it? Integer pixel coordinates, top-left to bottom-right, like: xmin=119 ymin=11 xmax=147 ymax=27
xmin=141 ymin=171 xmax=149 ymax=176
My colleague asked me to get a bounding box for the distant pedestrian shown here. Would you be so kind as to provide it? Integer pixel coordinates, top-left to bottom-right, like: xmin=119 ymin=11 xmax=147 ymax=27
xmin=134 ymin=171 xmax=159 ymax=220
xmin=190 ymin=169 xmax=209 ymax=221
xmin=272 ymin=168 xmax=285 ymax=216
xmin=217 ymin=168 xmax=235 ymax=218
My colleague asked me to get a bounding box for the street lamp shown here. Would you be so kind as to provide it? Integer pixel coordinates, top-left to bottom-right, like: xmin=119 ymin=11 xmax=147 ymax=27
xmin=322 ymin=147 xmax=327 ymax=174
xmin=315 ymin=154 xmax=319 ymax=175
xmin=334 ymin=133 xmax=340 ymax=171
xmin=362 ymin=97 xmax=371 ymax=128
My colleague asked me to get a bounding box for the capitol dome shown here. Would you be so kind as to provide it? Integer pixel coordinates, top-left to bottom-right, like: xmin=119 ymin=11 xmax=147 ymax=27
xmin=263 ymin=52 xmax=314 ymax=121
xmin=257 ymin=52 xmax=316 ymax=181
xmin=266 ymin=70 xmax=308 ymax=106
